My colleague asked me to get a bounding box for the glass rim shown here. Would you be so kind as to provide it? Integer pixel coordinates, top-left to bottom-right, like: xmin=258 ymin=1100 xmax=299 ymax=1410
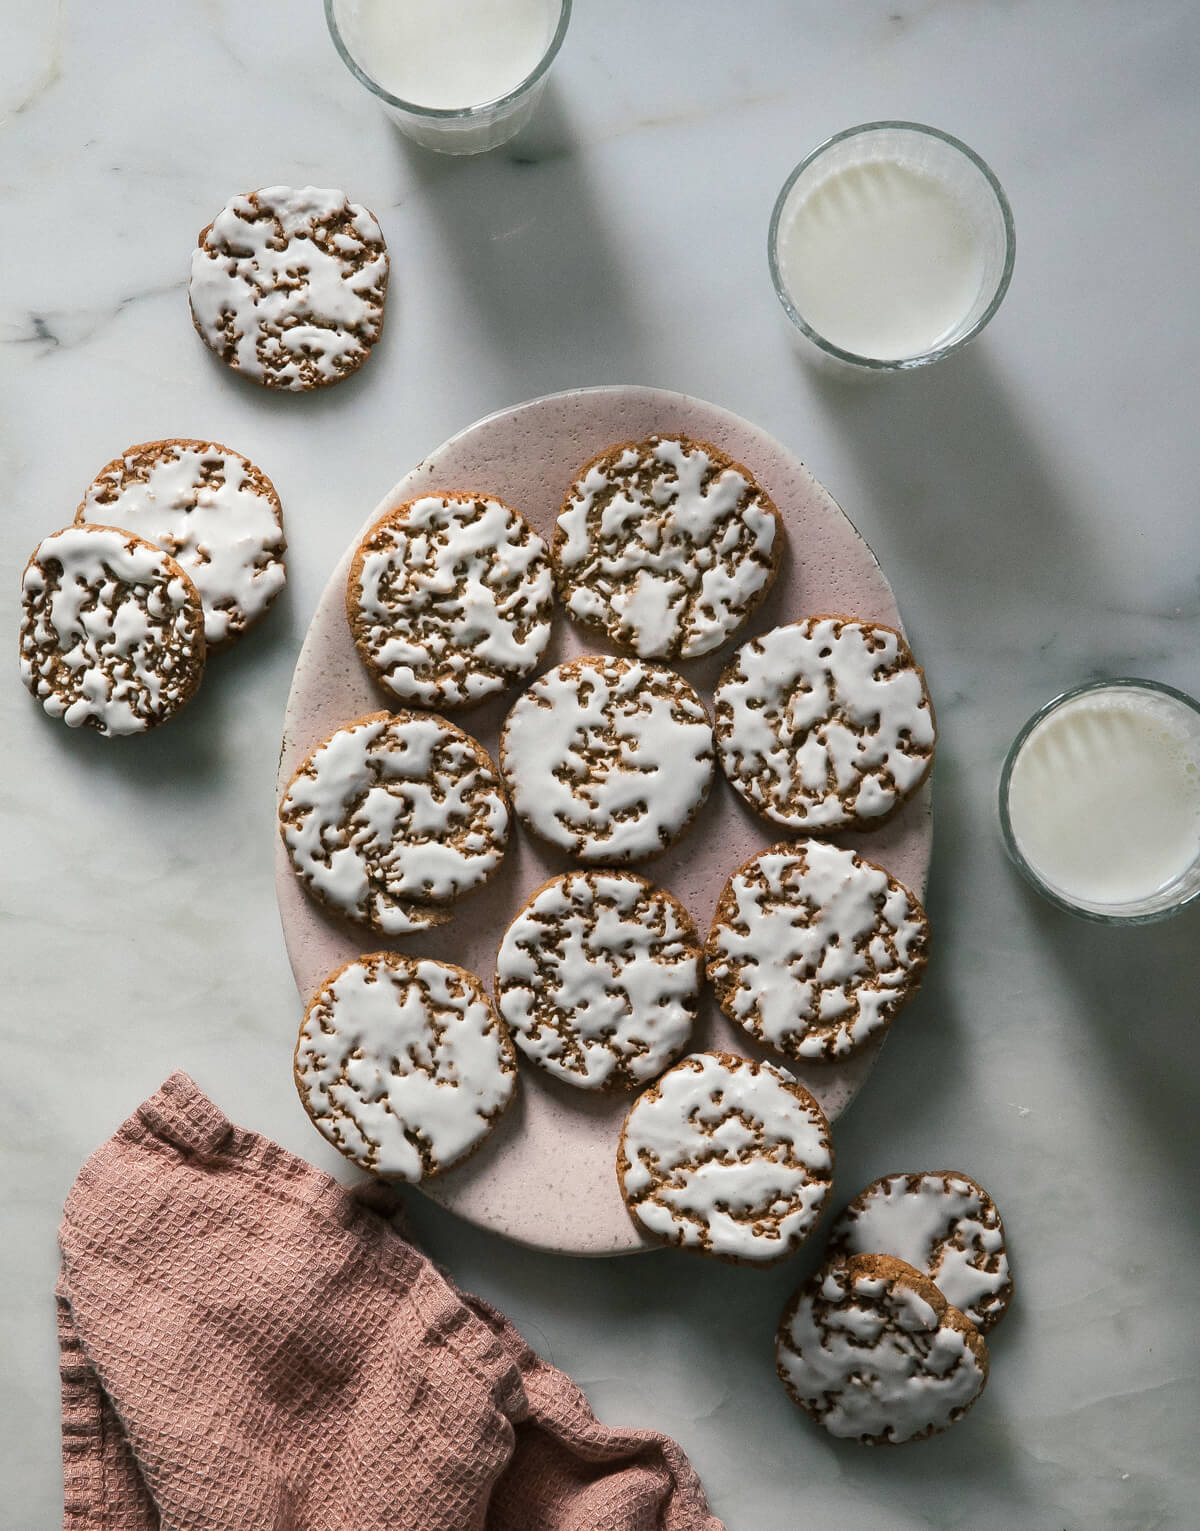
xmin=998 ymin=677 xmax=1200 ymax=925
xmin=324 ymin=0 xmax=572 ymax=120
xmin=768 ymin=120 xmax=1017 ymax=371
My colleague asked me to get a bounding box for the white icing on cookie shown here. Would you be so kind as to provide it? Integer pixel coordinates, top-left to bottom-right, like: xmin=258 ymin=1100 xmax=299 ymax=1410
xmin=828 ymin=1173 xmax=1012 ymax=1331
xmin=19 ymin=524 xmax=204 ymax=736
xmin=279 ymin=711 xmax=509 ymax=934
xmin=79 ymin=441 xmax=286 ymax=646
xmin=295 ymin=954 xmax=516 ymax=1180
xmin=188 ymin=185 xmax=388 ymax=390
xmin=349 ymin=494 xmax=553 ymax=707
xmin=617 ymin=1052 xmax=833 ymax=1263
xmin=776 ymin=1256 xmax=988 ymax=1443
xmin=555 ymin=436 xmax=780 ymax=659
xmin=500 ymin=657 xmax=714 ymax=863
xmin=706 ymin=841 xmax=928 ymax=1061
xmin=496 ymin=871 xmax=702 ymax=1089
xmin=714 ymin=617 xmax=936 ymax=831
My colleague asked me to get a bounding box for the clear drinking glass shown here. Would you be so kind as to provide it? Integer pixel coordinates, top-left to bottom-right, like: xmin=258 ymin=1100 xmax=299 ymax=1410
xmin=769 ymin=121 xmax=1015 ymax=373
xmin=326 ymin=0 xmax=571 ymax=155
xmin=998 ymin=679 xmax=1200 ymax=924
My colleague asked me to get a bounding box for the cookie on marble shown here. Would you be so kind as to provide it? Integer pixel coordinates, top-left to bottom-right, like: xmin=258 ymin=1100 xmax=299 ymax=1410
xmin=19 ymin=523 xmax=205 ymax=736
xmin=553 ymin=435 xmax=782 ymax=660
xmin=499 ymin=655 xmax=714 ymax=864
xmin=295 ymin=952 xmax=517 ymax=1181
xmin=705 ymin=840 xmax=929 ymax=1062
xmin=775 ymin=1253 xmax=989 ymax=1444
xmin=347 ymin=492 xmax=553 ymax=708
xmin=77 ymin=439 xmax=286 ymax=647
xmin=495 ymin=870 xmax=702 ymax=1090
xmin=278 ymin=710 xmax=509 ymax=936
xmin=616 ymin=1051 xmax=834 ymax=1266
xmin=188 ymin=185 xmax=388 ymax=391
xmin=826 ymin=1172 xmax=1013 ymax=1333
xmin=713 ymin=616 xmax=936 ymax=832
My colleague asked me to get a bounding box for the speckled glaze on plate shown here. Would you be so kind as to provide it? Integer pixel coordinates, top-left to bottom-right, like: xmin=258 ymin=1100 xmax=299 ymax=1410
xmin=276 ymin=386 xmax=932 ymax=1257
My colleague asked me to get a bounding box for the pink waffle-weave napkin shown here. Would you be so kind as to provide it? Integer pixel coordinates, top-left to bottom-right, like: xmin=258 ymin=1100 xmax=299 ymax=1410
xmin=57 ymin=1072 xmax=724 ymax=1531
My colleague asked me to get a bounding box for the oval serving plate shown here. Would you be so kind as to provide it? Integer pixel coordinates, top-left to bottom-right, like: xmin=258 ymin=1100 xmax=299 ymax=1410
xmin=276 ymin=385 xmax=932 ymax=1256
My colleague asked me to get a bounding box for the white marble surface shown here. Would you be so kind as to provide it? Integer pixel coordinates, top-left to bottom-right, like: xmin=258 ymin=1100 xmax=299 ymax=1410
xmin=3 ymin=2 xmax=1198 ymax=1527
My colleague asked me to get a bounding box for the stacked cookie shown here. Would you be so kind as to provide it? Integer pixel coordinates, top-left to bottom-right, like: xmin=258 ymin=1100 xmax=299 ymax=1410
xmin=18 ymin=181 xmax=399 ymax=736
xmin=278 ymin=435 xmax=937 ymax=1237
xmin=777 ymin=1170 xmax=1013 ymax=1444
xmin=19 ymin=440 xmax=287 ymax=735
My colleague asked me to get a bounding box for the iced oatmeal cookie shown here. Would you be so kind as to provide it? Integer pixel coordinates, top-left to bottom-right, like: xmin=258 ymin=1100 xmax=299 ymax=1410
xmin=713 ymin=616 xmax=935 ymax=832
xmin=705 ymin=840 xmax=929 ymax=1062
xmin=499 ymin=655 xmax=714 ymax=863
xmin=188 ymin=185 xmax=388 ymax=390
xmin=776 ymin=1253 xmax=988 ymax=1443
xmin=826 ymin=1172 xmax=1012 ymax=1332
xmin=78 ymin=439 xmax=286 ymax=647
xmin=347 ymin=492 xmax=553 ymax=708
xmin=19 ymin=523 xmax=205 ymax=735
xmin=295 ymin=953 xmax=516 ymax=1180
xmin=279 ymin=710 xmax=509 ymax=936
xmin=553 ymin=435 xmax=781 ymax=659
xmin=496 ymin=871 xmax=702 ymax=1090
xmin=616 ymin=1051 xmax=834 ymax=1265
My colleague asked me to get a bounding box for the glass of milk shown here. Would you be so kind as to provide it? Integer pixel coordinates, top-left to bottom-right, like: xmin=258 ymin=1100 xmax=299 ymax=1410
xmin=999 ymin=680 xmax=1200 ymax=923
xmin=326 ymin=0 xmax=570 ymax=154
xmin=769 ymin=122 xmax=1015 ymax=373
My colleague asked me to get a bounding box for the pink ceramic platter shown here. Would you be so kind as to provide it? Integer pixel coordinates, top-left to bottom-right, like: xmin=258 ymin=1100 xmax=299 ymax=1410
xmin=276 ymin=385 xmax=932 ymax=1256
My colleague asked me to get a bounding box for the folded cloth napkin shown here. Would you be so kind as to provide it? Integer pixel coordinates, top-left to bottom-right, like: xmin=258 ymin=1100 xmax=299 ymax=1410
xmin=57 ymin=1072 xmax=724 ymax=1531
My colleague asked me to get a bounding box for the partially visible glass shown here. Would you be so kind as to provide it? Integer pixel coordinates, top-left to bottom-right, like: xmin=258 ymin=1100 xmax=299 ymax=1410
xmin=998 ymin=679 xmax=1200 ymax=925
xmin=769 ymin=122 xmax=1015 ymax=374
xmin=326 ymin=0 xmax=571 ymax=155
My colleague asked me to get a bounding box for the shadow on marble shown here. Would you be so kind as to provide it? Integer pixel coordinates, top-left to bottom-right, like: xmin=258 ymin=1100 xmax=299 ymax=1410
xmin=390 ymin=84 xmax=639 ymax=386
xmin=29 ymin=592 xmax=296 ymax=793
xmin=823 ymin=1407 xmax=1036 ymax=1513
xmin=403 ymin=1172 xmax=1037 ymax=1515
xmin=801 ymin=342 xmax=1112 ymax=623
xmin=827 ymin=747 xmax=972 ymax=1170
xmin=1010 ymin=871 xmax=1200 ymax=1194
xmin=184 ymin=303 xmax=403 ymax=429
